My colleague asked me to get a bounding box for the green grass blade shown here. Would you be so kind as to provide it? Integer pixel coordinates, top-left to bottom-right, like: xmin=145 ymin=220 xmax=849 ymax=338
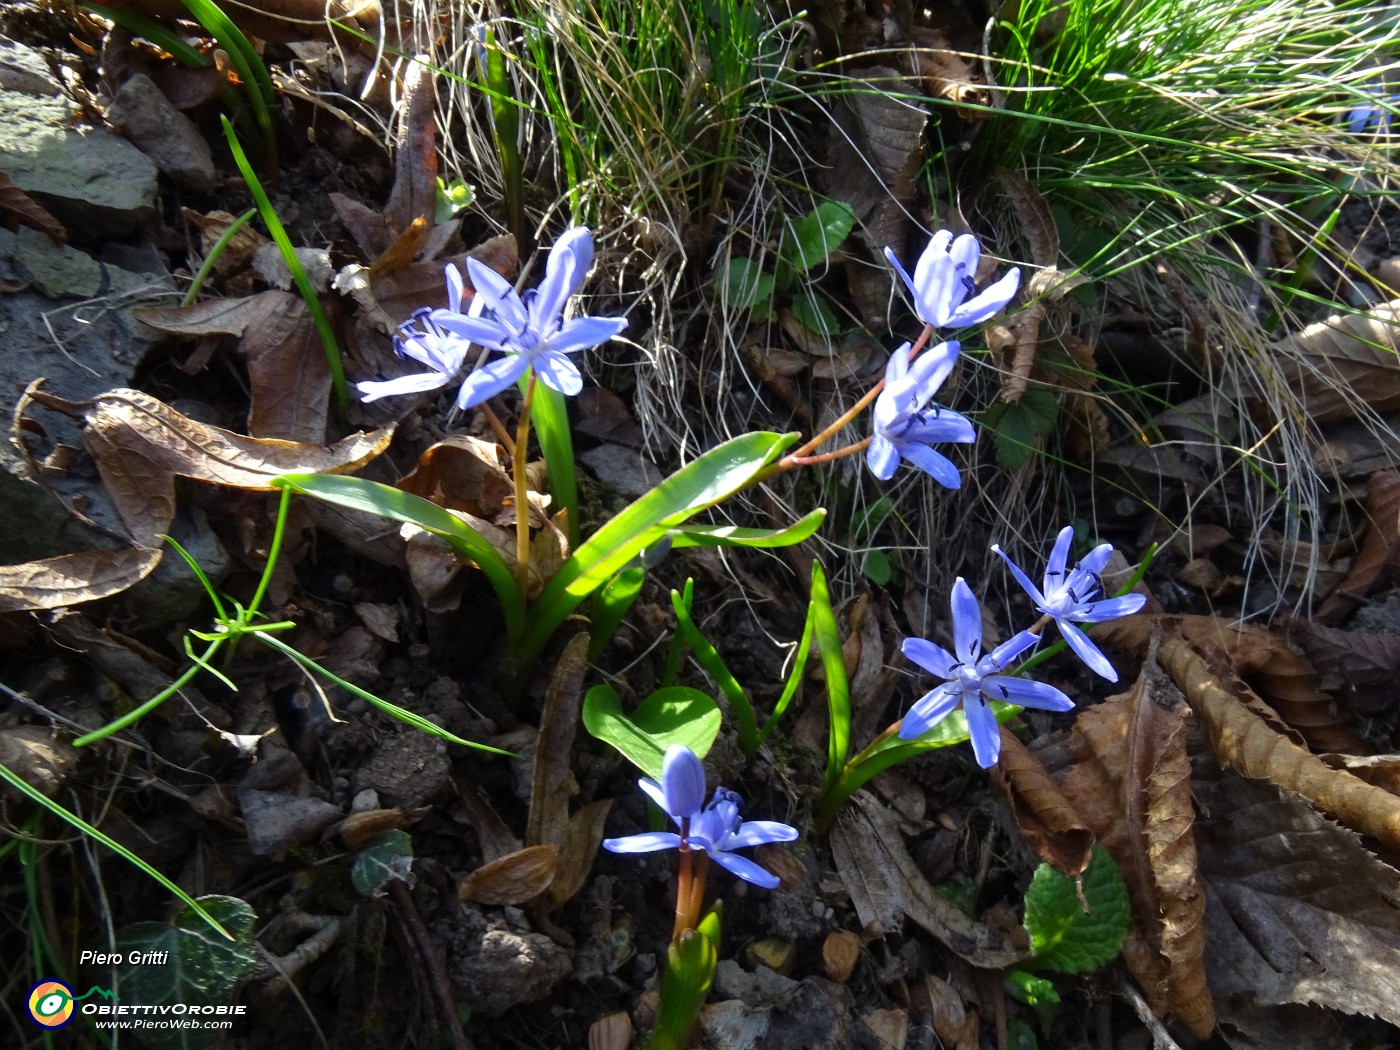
xmin=274 ymin=473 xmax=525 ymax=646
xmin=756 ymin=591 xmax=817 ymax=750
xmin=221 ymin=117 xmax=346 ymax=416
xmin=180 ymin=0 xmax=277 ymax=173
xmin=183 ymin=208 xmax=255 ymax=306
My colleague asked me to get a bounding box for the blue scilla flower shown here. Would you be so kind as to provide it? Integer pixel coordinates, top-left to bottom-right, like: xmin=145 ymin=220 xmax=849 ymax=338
xmin=899 ymin=579 xmax=1074 ymax=768
xmin=884 ymin=230 xmax=1020 ymax=330
xmin=432 ymin=226 xmax=628 ymax=409
xmin=867 ymin=339 xmax=975 ymax=487
xmin=992 ymin=526 xmax=1148 ymax=682
xmin=355 ymin=265 xmax=475 ymax=403
xmin=1347 ymin=90 xmax=1400 ymax=136
xmin=602 ymin=745 xmax=798 ymax=889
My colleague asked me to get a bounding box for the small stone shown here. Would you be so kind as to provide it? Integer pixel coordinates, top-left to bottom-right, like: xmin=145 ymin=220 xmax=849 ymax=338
xmin=822 ymin=930 xmax=861 ymax=984
xmin=239 ymin=789 xmax=342 ymax=857
xmin=450 ymin=927 xmax=572 ymax=1016
xmin=747 ymin=937 xmax=797 ymax=976
xmin=697 ymin=999 xmax=769 ymax=1050
xmin=0 ymin=36 xmax=61 ymax=95
xmin=107 ymin=74 xmax=215 ymax=193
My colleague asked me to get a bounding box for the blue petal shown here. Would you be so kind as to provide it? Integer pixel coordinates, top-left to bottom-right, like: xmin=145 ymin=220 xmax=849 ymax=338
xmin=725 ymin=820 xmax=799 ymax=848
xmin=356 ymin=370 xmax=455 ymax=402
xmin=992 ymin=544 xmax=1048 ymax=608
xmin=883 ymin=246 xmax=919 ymax=302
xmin=602 ymin=832 xmax=682 ymax=854
xmin=456 ymin=355 xmax=530 ymax=410
xmin=1078 ymin=542 xmax=1115 ymax=577
xmin=899 ymin=683 xmax=961 ymax=740
xmin=902 ymin=408 xmax=976 ymax=445
xmin=1075 ymin=594 xmax=1148 ymax=622
xmin=466 ymin=257 xmax=528 ymax=331
xmin=865 ymin=434 xmax=900 ymax=480
xmin=706 ymin=848 xmax=780 ymax=889
xmin=979 ymin=629 xmax=1041 ymax=675
xmin=912 ymin=230 xmax=956 ymax=325
xmin=950 ymin=578 xmax=982 ymax=664
xmin=534 ymin=352 xmax=583 ymax=396
xmin=1059 ymin=619 xmax=1119 ymax=681
xmin=445 ymin=263 xmax=464 ymax=314
xmin=985 ymin=675 xmax=1075 ymax=712
xmin=545 ymin=315 xmax=628 ymax=355
xmin=1044 ymin=527 xmax=1075 ymax=593
xmin=431 ymin=312 xmax=513 ymax=350
xmin=902 ymin=636 xmax=959 ymax=678
xmin=659 ymin=745 xmax=707 ymax=819
xmin=903 ymin=340 xmax=960 ymax=408
xmin=897 ymin=442 xmax=963 ymax=489
xmin=944 ymin=267 xmax=1021 ymax=328
xmin=964 ymin=696 xmax=1001 ymax=768
xmin=882 ymin=341 xmax=911 ymax=386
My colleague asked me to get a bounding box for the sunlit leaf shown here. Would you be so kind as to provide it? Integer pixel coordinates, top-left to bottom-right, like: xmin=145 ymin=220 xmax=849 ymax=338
xmin=582 ymin=684 xmax=721 ymax=778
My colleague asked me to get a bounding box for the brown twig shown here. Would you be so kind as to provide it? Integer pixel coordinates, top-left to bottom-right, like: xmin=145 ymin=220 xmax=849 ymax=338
xmin=387 ymin=880 xmax=474 ymax=1050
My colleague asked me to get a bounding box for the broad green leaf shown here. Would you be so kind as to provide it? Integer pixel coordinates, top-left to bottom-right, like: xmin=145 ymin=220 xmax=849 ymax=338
xmin=1006 ymin=969 xmax=1061 ymax=1035
xmin=722 ymin=257 xmax=775 ymax=309
xmin=667 ymin=507 xmax=826 ymax=550
xmin=589 ymin=566 xmax=646 ymax=661
xmin=791 ymin=294 xmax=842 ymax=335
xmin=275 ymin=473 xmax=525 ymax=644
xmin=862 ymin=548 xmax=892 ymax=586
xmin=811 ymin=563 xmax=850 ymax=794
xmin=670 ymin=586 xmax=758 ymax=753
xmin=1024 ymin=845 xmax=1130 ymax=973
xmin=982 ymin=385 xmax=1059 ymax=471
xmin=782 ymin=201 xmax=855 ymax=272
xmin=582 ymin=684 xmax=721 ymax=778
xmin=113 ymin=896 xmax=257 ymax=1050
xmin=351 ymin=829 xmax=414 ymax=898
xmin=520 ymin=431 xmax=799 ymax=663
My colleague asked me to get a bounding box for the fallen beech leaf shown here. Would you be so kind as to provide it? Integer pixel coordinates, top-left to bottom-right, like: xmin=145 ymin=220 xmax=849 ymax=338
xmin=1314 ymin=469 xmax=1400 ymax=624
xmin=239 ymin=291 xmax=331 ymax=442
xmin=991 ymin=725 xmax=1094 ymax=877
xmin=1161 ymin=634 xmax=1400 ymax=850
xmin=0 ymin=170 xmax=66 ymax=242
xmin=1057 ymin=653 xmax=1213 ymax=1037
xmin=1195 ymin=762 xmax=1400 ymax=1027
xmin=398 ymin=435 xmax=513 ymax=518
xmin=457 ymin=844 xmax=559 ymax=906
xmin=526 ymin=633 xmax=588 ymax=853
xmin=1291 ymin=621 xmax=1400 ymax=715
xmin=1273 ymin=299 xmax=1400 ymax=422
xmin=831 ymin=791 xmax=1028 ymax=968
xmin=133 ymin=295 xmax=269 ymax=337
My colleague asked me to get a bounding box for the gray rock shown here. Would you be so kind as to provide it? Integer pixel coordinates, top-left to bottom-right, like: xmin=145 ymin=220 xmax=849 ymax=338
xmin=353 ymin=730 xmax=450 ymax=808
xmin=0 ymin=36 xmax=60 ymax=96
xmin=579 ymin=442 xmax=665 ymax=498
xmin=239 ymin=788 xmax=342 ymax=856
xmin=0 ymin=91 xmax=157 ymax=235
xmin=107 ymin=74 xmax=215 ymax=193
xmin=451 ymin=927 xmax=572 ymax=1016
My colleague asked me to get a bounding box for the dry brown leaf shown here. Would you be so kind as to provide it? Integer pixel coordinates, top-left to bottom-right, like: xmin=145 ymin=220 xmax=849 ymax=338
xmin=1291 ymin=620 xmax=1400 ymax=715
xmin=0 ymin=548 xmax=163 ymax=613
xmin=239 ymin=291 xmax=331 ymax=442
xmin=1161 ymin=634 xmax=1400 ymax=851
xmin=26 ymin=385 xmax=392 ymax=490
xmin=526 ymin=633 xmax=588 ymax=853
xmin=991 ymin=725 xmax=1094 ymax=876
xmin=1055 ymin=653 xmax=1213 ymax=1037
xmin=181 ymin=208 xmax=269 ymax=291
xmin=910 ymin=28 xmax=992 ymax=115
xmin=1273 ymin=299 xmax=1400 ymax=422
xmin=544 ymin=799 xmax=614 ymax=912
xmin=457 ymin=844 xmax=559 ymax=906
xmin=133 ymin=295 xmax=270 ymax=337
xmin=454 ymin=779 xmax=521 ymax=864
xmin=1314 ymin=469 xmax=1400 ymax=624
xmin=398 ymin=435 xmax=513 ymax=517
xmin=1194 ymin=761 xmax=1400 ymax=1027
xmin=831 ymin=791 xmax=1028 ymax=968
xmin=0 ymin=170 xmax=67 ymax=242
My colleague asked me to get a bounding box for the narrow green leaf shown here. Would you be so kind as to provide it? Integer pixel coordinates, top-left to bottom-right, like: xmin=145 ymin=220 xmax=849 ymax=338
xmin=529 ymin=379 xmax=580 ymax=548
xmin=1024 ymin=845 xmax=1130 ymax=973
xmin=581 ymin=684 xmax=722 ymax=778
xmin=756 ymin=590 xmax=817 ymax=750
xmin=520 ymin=431 xmax=799 ymax=664
xmin=654 ymin=924 xmax=718 ymax=1050
xmin=811 ymin=563 xmax=850 ymax=794
xmin=113 ymin=896 xmax=257 ymax=1050
xmin=670 ymin=588 xmax=758 ymax=754
xmin=782 ymin=201 xmax=855 ymax=272
xmin=722 ymin=257 xmax=775 ymax=309
xmin=589 ymin=566 xmax=646 ymax=661
xmin=667 ymin=508 xmax=826 ymax=550
xmin=351 ymin=829 xmax=415 ymax=899
xmin=275 ymin=473 xmax=525 ymax=646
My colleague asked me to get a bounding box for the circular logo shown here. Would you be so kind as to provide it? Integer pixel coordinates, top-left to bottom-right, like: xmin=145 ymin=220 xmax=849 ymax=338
xmin=27 ymin=980 xmax=75 ymax=1029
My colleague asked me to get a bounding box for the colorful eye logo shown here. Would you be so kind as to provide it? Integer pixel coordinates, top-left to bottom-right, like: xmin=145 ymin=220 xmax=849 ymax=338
xmin=27 ymin=980 xmax=75 ymax=1029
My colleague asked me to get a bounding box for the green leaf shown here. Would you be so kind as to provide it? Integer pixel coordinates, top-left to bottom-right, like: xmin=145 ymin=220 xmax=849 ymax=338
xmin=1005 ymin=969 xmax=1061 ymax=1035
xmin=1024 ymin=845 xmax=1130 ymax=973
xmin=755 ymin=588 xmax=818 ymax=750
xmin=670 ymin=587 xmax=758 ymax=753
xmin=811 ymin=563 xmax=850 ymax=795
xmin=722 ymin=257 xmax=775 ymax=309
xmin=654 ymin=922 xmax=719 ymax=1050
xmin=582 ymin=684 xmax=722 ymax=778
xmin=667 ymin=508 xmax=826 ymax=550
xmin=435 ymin=177 xmax=475 ymax=223
xmin=782 ymin=201 xmax=855 ymax=272
xmin=791 ymin=293 xmax=842 ymax=335
xmin=862 ymin=548 xmax=892 ymax=586
xmin=351 ymin=829 xmax=415 ymax=899
xmin=520 ymin=431 xmax=800 ymax=664
xmin=276 ymin=473 xmax=525 ymax=645
xmin=113 ymin=896 xmax=257 ymax=1050
xmin=589 ymin=565 xmax=646 ymax=661
xmin=982 ymin=386 xmax=1059 ymax=471
xmin=529 ymin=378 xmax=580 ymax=548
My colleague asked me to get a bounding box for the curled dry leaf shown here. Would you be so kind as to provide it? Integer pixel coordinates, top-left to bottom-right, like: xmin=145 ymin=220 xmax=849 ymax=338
xmin=0 ymin=170 xmax=67 ymax=242
xmin=1291 ymin=621 xmax=1400 ymax=715
xmin=910 ymin=27 xmax=993 ymax=115
xmin=1272 ymin=299 xmax=1400 ymax=423
xmin=527 ymin=633 xmax=589 ymax=852
xmin=457 ymin=844 xmax=560 ymax=906
xmin=398 ymin=435 xmax=514 ymax=518
xmin=991 ymin=724 xmax=1094 ymax=877
xmin=1313 ymin=469 xmax=1400 ymax=624
xmin=543 ymin=799 xmax=613 ymax=912
xmin=239 ymin=291 xmax=331 ymax=443
xmin=1054 ymin=652 xmax=1213 ymax=1037
xmin=831 ymin=791 xmax=1028 ymax=969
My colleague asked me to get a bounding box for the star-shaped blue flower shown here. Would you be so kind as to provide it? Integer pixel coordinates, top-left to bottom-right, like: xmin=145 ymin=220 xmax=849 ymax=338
xmin=602 ymin=745 xmax=798 ymax=889
xmin=867 ymin=340 xmax=975 ymax=487
xmin=432 ymin=226 xmax=628 ymax=409
xmin=884 ymin=230 xmax=1020 ymax=330
xmin=992 ymin=527 xmax=1148 ymax=682
xmin=355 ymin=264 xmax=474 ymax=403
xmin=899 ymin=579 xmax=1074 ymax=768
